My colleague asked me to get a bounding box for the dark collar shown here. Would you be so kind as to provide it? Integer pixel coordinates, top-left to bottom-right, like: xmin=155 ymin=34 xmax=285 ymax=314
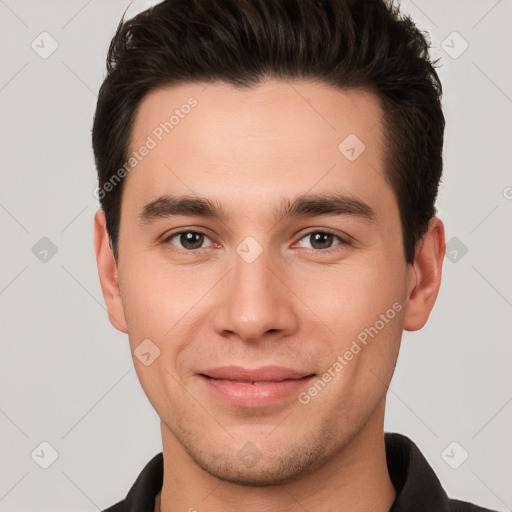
xmin=104 ymin=433 xmax=495 ymax=512
xmin=386 ymin=432 xmax=449 ymax=511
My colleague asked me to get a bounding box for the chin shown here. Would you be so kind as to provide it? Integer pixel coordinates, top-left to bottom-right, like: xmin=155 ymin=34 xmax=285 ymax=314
xmin=180 ymin=429 xmax=333 ymax=487
xmin=199 ymin=456 xmax=318 ymax=487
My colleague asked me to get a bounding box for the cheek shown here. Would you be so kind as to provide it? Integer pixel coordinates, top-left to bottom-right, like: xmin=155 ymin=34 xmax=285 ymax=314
xmin=130 ymin=356 xmax=193 ymax=426
xmin=118 ymin=252 xmax=208 ymax=334
xmin=295 ymin=260 xmax=406 ymax=338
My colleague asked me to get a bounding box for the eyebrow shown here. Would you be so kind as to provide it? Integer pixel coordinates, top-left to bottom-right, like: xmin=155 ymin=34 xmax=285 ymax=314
xmin=138 ymin=193 xmax=376 ymax=225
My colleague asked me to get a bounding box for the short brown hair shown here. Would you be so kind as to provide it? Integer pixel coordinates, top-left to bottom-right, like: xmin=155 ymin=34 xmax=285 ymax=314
xmin=92 ymin=0 xmax=444 ymax=263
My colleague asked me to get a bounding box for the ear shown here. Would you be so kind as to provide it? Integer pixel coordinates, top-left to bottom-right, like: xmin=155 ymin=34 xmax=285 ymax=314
xmin=403 ymin=217 xmax=446 ymax=331
xmin=93 ymin=209 xmax=128 ymax=333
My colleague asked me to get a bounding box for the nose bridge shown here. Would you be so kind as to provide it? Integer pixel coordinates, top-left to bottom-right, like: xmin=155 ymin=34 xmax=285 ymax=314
xmin=212 ymin=242 xmax=297 ymax=341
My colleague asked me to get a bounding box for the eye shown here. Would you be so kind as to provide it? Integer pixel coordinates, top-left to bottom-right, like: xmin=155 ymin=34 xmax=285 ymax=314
xmin=164 ymin=230 xmax=214 ymax=251
xmin=162 ymin=229 xmax=348 ymax=253
xmin=295 ymin=230 xmax=346 ymax=251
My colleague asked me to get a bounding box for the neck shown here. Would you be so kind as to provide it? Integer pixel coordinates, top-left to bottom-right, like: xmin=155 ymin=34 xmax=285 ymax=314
xmin=157 ymin=404 xmax=396 ymax=512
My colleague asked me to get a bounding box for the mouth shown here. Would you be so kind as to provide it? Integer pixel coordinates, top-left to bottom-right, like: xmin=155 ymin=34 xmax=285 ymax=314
xmin=198 ymin=366 xmax=316 ymax=408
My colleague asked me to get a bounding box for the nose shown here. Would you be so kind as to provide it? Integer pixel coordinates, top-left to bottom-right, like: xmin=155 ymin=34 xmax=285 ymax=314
xmin=212 ymin=245 xmax=299 ymax=343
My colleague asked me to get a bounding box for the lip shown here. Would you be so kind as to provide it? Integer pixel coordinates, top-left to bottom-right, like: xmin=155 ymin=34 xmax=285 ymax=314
xmin=198 ymin=366 xmax=316 ymax=408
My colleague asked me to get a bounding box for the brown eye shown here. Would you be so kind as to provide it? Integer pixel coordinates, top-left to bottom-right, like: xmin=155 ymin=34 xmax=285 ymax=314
xmin=297 ymin=231 xmax=344 ymax=251
xmin=165 ymin=231 xmax=210 ymax=250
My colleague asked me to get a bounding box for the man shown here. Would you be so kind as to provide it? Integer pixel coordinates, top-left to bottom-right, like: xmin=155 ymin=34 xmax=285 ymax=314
xmin=92 ymin=0 xmax=498 ymax=511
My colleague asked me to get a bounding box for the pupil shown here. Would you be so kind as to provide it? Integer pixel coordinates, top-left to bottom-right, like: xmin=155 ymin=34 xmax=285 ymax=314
xmin=181 ymin=232 xmax=203 ymax=249
xmin=312 ymin=232 xmax=332 ymax=249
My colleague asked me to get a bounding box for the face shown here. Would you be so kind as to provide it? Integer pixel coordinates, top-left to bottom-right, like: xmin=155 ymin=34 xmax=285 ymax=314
xmin=95 ymin=80 xmax=441 ymax=485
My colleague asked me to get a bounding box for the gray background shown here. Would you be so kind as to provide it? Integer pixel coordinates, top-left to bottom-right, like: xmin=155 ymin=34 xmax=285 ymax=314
xmin=0 ymin=0 xmax=511 ymax=510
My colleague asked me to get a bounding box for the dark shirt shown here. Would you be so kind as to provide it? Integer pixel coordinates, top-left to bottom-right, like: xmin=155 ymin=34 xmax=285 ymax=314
xmin=102 ymin=432 xmax=498 ymax=511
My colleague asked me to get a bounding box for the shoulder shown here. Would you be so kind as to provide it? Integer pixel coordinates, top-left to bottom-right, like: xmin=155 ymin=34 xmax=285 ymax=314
xmin=385 ymin=433 xmax=501 ymax=512
xmin=101 ymin=500 xmax=126 ymax=512
xmin=100 ymin=452 xmax=163 ymax=512
xmin=449 ymin=499 xmax=500 ymax=512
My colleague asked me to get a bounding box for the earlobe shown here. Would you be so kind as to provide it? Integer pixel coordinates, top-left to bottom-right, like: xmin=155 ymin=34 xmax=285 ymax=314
xmin=93 ymin=209 xmax=128 ymax=333
xmin=403 ymin=217 xmax=446 ymax=331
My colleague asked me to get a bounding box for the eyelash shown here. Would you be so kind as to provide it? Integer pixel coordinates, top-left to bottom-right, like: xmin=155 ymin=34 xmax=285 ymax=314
xmin=162 ymin=229 xmax=349 ymax=254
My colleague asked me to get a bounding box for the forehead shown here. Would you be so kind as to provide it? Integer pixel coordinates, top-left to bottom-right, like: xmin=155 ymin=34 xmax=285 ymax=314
xmin=124 ymin=80 xmax=393 ymax=219
xmin=130 ymin=79 xmax=384 ymax=152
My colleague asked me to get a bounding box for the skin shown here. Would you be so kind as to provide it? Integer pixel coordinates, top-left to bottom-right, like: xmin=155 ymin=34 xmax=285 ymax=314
xmin=94 ymin=80 xmax=445 ymax=512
